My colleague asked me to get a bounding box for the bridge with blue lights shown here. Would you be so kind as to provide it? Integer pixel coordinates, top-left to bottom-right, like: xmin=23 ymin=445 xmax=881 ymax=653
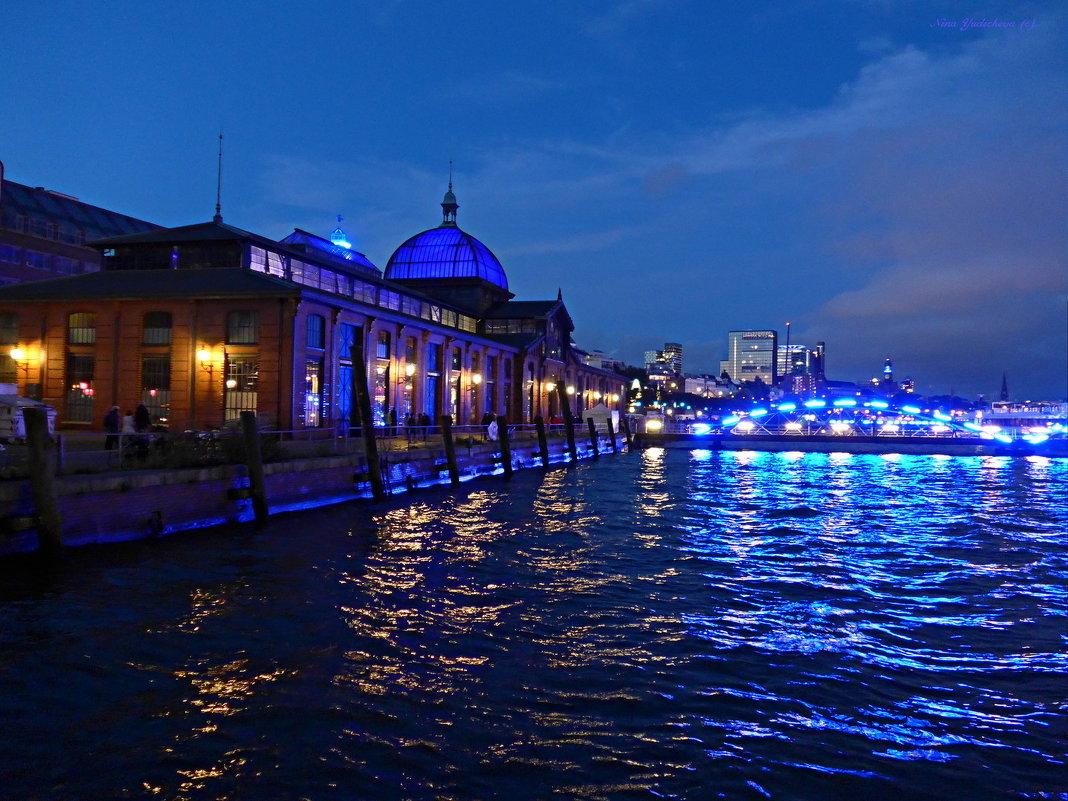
xmin=637 ymin=399 xmax=1067 ymax=457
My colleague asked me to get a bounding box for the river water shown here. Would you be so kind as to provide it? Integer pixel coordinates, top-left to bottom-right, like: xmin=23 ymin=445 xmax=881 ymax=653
xmin=1 ymin=449 xmax=1065 ymax=800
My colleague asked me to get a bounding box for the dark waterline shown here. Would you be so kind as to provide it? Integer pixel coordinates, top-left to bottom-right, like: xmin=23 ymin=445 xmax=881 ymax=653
xmin=1 ymin=450 xmax=1066 ymax=800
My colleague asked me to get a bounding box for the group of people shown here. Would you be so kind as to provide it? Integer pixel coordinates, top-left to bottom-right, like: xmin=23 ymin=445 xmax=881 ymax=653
xmin=103 ymin=402 xmax=153 ymax=450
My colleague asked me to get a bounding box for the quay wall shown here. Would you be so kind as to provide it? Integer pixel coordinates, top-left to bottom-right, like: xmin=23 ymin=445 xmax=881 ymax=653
xmin=0 ymin=432 xmax=620 ymax=557
xmin=636 ymin=433 xmax=1068 ymax=458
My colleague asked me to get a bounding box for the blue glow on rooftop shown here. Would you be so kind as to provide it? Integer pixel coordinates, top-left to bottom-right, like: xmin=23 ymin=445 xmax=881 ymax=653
xmin=833 ymin=399 xmax=857 ymax=407
xmin=902 ymin=405 xmax=922 ymax=414
xmin=722 ymin=415 xmax=741 ymax=425
xmin=868 ymin=400 xmax=889 ymax=409
xmin=692 ymin=423 xmax=712 ymax=436
xmin=804 ymin=399 xmax=827 ymax=408
xmin=777 ymin=402 xmax=797 ymax=411
xmin=750 ymin=408 xmax=768 ymax=417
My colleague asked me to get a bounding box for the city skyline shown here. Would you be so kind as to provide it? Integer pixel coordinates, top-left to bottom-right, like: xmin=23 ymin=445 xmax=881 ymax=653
xmin=2 ymin=0 xmax=1064 ymax=399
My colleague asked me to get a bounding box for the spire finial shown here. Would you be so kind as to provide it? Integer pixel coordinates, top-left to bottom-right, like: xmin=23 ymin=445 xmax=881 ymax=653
xmin=440 ymin=162 xmax=459 ymax=226
xmin=213 ymin=133 xmax=224 ymax=223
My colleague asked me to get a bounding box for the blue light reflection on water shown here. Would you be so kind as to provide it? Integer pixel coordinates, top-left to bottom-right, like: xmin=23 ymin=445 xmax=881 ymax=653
xmin=0 ymin=449 xmax=1065 ymax=800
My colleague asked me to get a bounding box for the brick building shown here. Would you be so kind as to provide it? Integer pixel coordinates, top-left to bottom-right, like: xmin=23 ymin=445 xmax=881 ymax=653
xmin=0 ymin=184 xmax=624 ymax=432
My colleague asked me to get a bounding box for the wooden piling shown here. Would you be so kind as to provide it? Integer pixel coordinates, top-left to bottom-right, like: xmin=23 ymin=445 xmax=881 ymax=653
xmin=439 ymin=415 xmax=461 ymax=485
xmin=534 ymin=415 xmax=550 ymax=467
xmin=556 ymin=383 xmax=578 ymax=463
xmin=621 ymin=415 xmax=633 ymax=450
xmin=607 ymin=418 xmax=618 ymax=453
xmin=23 ymin=406 xmax=62 ymax=555
xmin=497 ymin=415 xmax=513 ymax=477
xmin=240 ymin=411 xmax=269 ymax=526
xmin=351 ymin=343 xmax=386 ymax=501
xmin=587 ymin=418 xmax=600 ymax=458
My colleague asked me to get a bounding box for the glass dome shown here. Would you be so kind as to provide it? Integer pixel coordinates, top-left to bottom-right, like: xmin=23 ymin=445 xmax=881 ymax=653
xmin=385 ymin=226 xmax=508 ymax=290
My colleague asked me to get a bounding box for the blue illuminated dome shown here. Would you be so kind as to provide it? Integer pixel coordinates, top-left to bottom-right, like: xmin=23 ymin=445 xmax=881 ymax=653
xmin=384 ymin=183 xmax=508 ymax=290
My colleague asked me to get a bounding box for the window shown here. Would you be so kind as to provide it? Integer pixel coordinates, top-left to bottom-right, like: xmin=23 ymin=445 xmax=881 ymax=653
xmin=302 ymin=358 xmax=323 ymax=427
xmin=0 ymin=245 xmax=20 ymax=264
xmin=0 ymin=312 xmax=17 ymax=383
xmin=426 ymin=344 xmax=441 ymax=373
xmin=143 ymin=311 xmax=172 ymax=345
xmin=68 ymin=312 xmax=96 ymax=345
xmin=141 ymin=354 xmax=171 ymax=426
xmin=65 ymin=353 xmax=96 ymax=423
xmin=227 ymin=310 xmax=258 ymax=344
xmin=451 ymin=348 xmax=462 ymax=371
xmin=224 ymin=356 xmax=259 ymax=422
xmin=306 ymin=314 xmax=325 ymax=350
xmin=405 ymin=336 xmax=417 ymax=364
xmin=376 ymin=330 xmax=391 ymax=360
xmin=25 ymin=251 xmax=48 ymax=270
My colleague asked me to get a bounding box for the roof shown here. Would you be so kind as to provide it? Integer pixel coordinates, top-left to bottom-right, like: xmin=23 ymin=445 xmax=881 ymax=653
xmin=280 ymin=229 xmax=380 ymax=278
xmin=482 ymin=332 xmax=544 ymax=350
xmin=482 ymin=300 xmax=562 ymax=319
xmin=0 ymin=268 xmax=302 ymax=302
xmin=89 ymin=220 xmax=266 ymax=247
xmin=0 ymin=179 xmax=160 ymax=241
xmin=385 ymin=225 xmax=508 ymax=289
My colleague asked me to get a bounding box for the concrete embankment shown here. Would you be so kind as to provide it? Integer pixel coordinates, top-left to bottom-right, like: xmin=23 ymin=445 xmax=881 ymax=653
xmin=635 ymin=432 xmax=1068 ymax=458
xmin=0 ymin=426 xmax=625 ymax=557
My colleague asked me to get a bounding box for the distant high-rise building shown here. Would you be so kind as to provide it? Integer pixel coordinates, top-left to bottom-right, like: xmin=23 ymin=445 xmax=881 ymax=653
xmin=662 ymin=342 xmax=683 ymax=375
xmin=721 ymin=330 xmax=777 ymax=385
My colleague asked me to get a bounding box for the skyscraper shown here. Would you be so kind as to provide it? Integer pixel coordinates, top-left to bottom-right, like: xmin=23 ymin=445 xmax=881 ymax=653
xmin=721 ymin=330 xmax=777 ymax=385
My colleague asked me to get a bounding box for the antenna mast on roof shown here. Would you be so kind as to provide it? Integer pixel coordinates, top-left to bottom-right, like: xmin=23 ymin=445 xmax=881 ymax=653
xmin=213 ymin=133 xmax=224 ymax=223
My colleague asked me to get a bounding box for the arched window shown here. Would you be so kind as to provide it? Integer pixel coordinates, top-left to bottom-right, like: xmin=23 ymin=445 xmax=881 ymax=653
xmin=68 ymin=312 xmax=96 ymax=345
xmin=143 ymin=311 xmax=172 ymax=345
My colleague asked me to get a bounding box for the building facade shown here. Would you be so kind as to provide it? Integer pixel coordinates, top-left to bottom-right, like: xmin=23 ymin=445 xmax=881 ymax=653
xmin=0 ymin=161 xmax=160 ymax=286
xmin=0 ymin=186 xmax=624 ymax=432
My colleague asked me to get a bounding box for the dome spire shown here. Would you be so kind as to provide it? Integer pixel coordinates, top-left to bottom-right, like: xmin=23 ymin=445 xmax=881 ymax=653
xmin=440 ymin=160 xmax=459 ymax=226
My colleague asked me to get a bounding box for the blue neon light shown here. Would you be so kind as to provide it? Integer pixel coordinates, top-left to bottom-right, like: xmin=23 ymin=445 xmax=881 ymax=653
xmin=963 ymin=423 xmax=983 ymax=432
xmin=902 ymin=405 xmax=922 ymax=414
xmin=869 ymin=400 xmax=889 ymax=409
xmin=692 ymin=423 xmax=712 ymax=436
xmin=751 ymin=408 xmax=768 ymax=417
xmin=722 ymin=416 xmax=741 ymax=425
xmin=833 ymin=399 xmax=857 ymax=407
xmin=1024 ymin=434 xmax=1050 ymax=445
xmin=777 ymin=402 xmax=797 ymax=411
xmin=933 ymin=411 xmax=951 ymax=421
xmin=994 ymin=434 xmax=1013 ymax=444
xmin=804 ymin=400 xmax=827 ymax=408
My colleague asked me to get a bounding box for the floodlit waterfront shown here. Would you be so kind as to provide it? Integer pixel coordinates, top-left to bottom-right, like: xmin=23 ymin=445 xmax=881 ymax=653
xmin=1 ymin=449 xmax=1065 ymax=800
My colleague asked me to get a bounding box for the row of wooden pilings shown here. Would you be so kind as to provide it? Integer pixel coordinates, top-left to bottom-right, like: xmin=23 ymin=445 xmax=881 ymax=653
xmin=19 ymin=378 xmax=633 ymax=557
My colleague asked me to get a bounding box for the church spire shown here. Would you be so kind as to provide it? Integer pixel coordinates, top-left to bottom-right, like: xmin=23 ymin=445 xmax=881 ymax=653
xmin=440 ymin=161 xmax=459 ymax=226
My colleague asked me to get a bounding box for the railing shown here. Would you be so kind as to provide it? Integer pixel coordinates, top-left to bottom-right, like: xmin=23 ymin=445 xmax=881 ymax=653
xmin=0 ymin=421 xmax=618 ymax=479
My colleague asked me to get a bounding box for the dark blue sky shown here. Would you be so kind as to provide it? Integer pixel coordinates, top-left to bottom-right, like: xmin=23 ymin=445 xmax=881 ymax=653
xmin=2 ymin=0 xmax=1064 ymax=399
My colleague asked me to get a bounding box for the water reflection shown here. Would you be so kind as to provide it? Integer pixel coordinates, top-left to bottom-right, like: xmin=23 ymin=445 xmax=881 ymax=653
xmin=0 ymin=451 xmax=1064 ymax=799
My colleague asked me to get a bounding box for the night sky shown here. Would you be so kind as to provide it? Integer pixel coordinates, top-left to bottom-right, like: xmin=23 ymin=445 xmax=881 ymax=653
xmin=2 ymin=1 xmax=1064 ymax=400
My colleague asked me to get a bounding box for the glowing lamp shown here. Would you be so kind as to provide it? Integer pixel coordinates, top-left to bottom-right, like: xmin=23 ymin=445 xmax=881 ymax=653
xmin=804 ymin=399 xmax=826 ymax=408
xmin=566 ymin=385 xmax=575 ymax=395
xmin=734 ymin=420 xmax=755 ymax=433
xmin=545 ymin=382 xmax=556 ymax=392
xmin=777 ymin=402 xmax=797 ymax=411
xmin=830 ymin=422 xmax=851 ymax=434
xmin=225 ymin=379 xmax=237 ymax=389
xmin=9 ymin=347 xmax=25 ymax=361
xmin=645 ymin=419 xmax=663 ymax=432
xmin=405 ymin=363 xmax=416 ymax=377
xmin=196 ymin=348 xmax=211 ymax=363
xmin=471 ymin=373 xmax=482 ymax=385
xmin=902 ymin=405 xmax=922 ymax=414
xmin=785 ymin=422 xmax=803 ymax=432
xmin=692 ymin=423 xmax=712 ymax=436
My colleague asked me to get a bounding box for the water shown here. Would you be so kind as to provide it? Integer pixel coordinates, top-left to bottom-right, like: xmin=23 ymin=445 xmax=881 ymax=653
xmin=1 ymin=449 xmax=1065 ymax=800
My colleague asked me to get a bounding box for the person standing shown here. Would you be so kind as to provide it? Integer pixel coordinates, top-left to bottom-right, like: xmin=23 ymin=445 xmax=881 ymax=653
xmin=103 ymin=405 xmax=120 ymax=450
xmin=134 ymin=402 xmax=151 ymax=433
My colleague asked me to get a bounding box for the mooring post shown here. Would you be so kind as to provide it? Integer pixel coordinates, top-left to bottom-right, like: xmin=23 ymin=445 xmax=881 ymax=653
xmin=439 ymin=415 xmax=461 ymax=485
xmin=534 ymin=415 xmax=550 ymax=467
xmin=497 ymin=415 xmax=513 ymax=477
xmin=23 ymin=407 xmax=62 ymax=555
xmin=239 ymin=411 xmax=269 ymax=526
xmin=607 ymin=418 xmax=618 ymax=453
xmin=556 ymin=384 xmax=578 ymax=463
xmin=351 ymin=343 xmax=386 ymax=501
xmin=587 ymin=417 xmax=600 ymax=459
xmin=621 ymin=415 xmax=633 ymax=450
